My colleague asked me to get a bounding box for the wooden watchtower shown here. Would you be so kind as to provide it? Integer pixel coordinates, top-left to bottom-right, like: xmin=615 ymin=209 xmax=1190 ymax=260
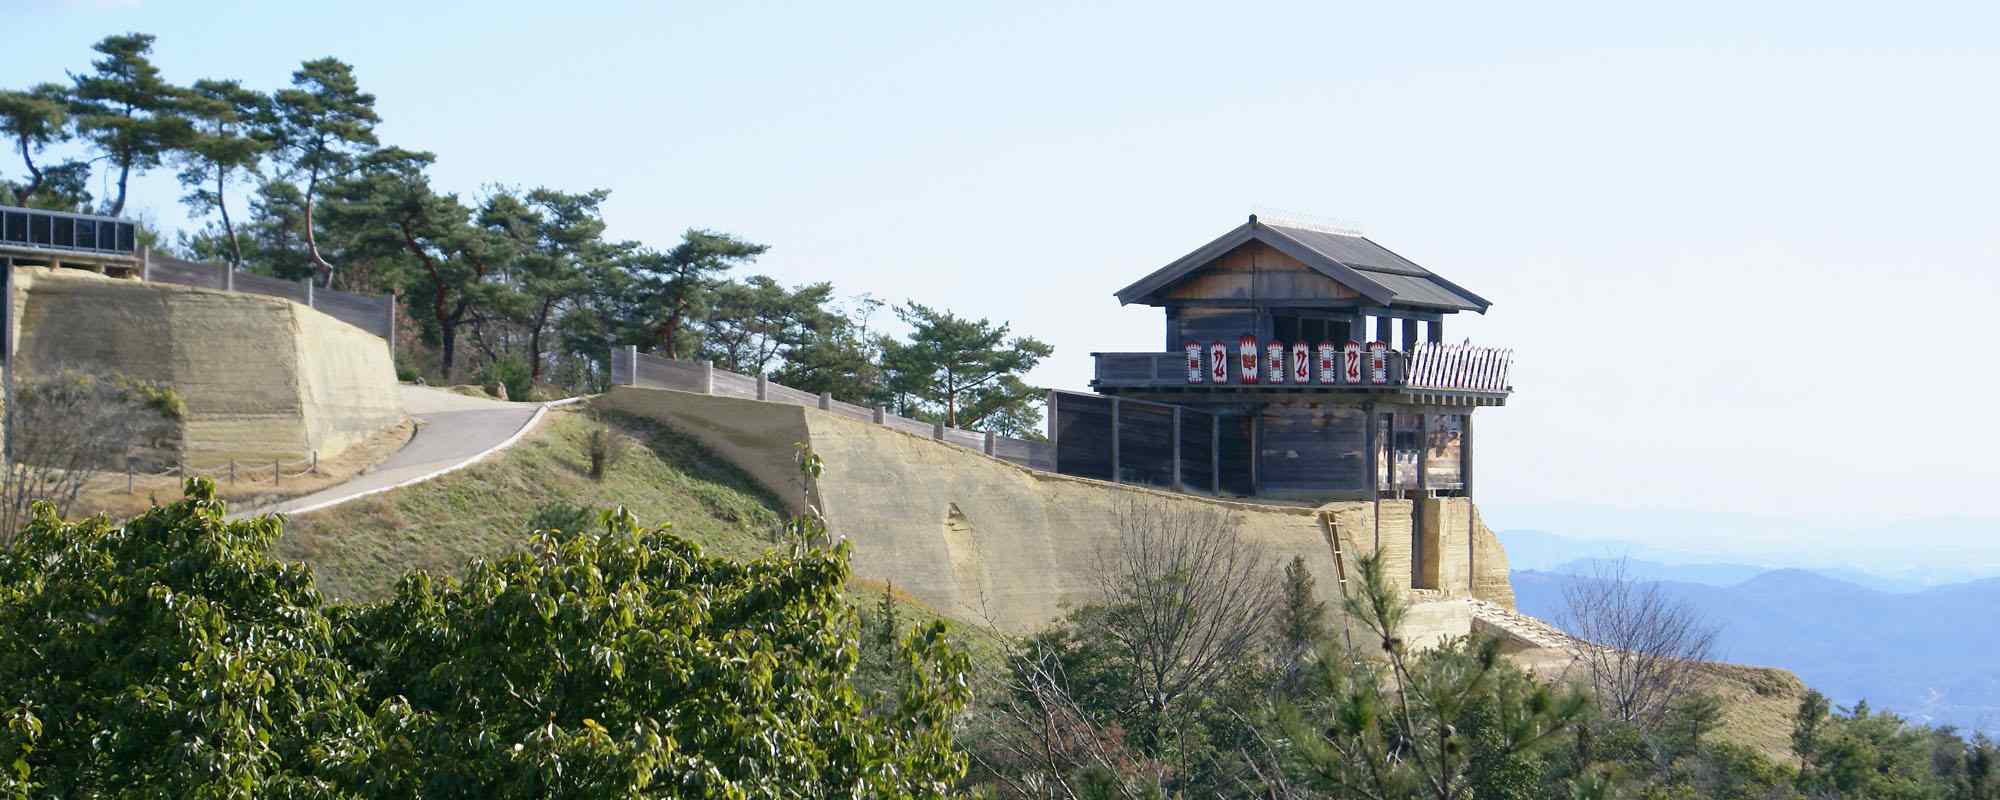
xmin=1087 ymin=214 xmax=1511 ymax=501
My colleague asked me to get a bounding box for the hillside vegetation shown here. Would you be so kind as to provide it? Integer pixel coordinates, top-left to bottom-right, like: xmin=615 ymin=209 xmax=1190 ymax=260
xmin=276 ymin=405 xmax=789 ymax=602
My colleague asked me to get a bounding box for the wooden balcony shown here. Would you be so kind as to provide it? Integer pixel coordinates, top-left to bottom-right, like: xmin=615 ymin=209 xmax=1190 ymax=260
xmin=1090 ymin=343 xmax=1512 ymax=405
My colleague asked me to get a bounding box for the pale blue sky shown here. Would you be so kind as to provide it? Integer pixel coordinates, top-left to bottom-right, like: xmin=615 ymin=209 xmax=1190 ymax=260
xmin=11 ymin=1 xmax=2000 ymax=563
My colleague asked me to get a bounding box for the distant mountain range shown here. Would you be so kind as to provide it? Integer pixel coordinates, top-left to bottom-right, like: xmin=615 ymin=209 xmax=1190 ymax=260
xmin=1509 ymin=565 xmax=2000 ymax=735
xmin=1499 ymin=529 xmax=1967 ymax=593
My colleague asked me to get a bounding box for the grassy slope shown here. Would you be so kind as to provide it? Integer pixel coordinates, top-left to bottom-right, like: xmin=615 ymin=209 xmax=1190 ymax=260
xmin=277 ymin=405 xmax=789 ymax=602
xmin=275 ymin=403 xmax=1005 ymax=664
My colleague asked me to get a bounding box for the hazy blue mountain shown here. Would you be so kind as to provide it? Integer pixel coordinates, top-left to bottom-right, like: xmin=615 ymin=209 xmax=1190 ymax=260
xmin=1511 ymin=569 xmax=2000 ymax=735
xmin=1500 ymin=530 xmax=1952 ymax=592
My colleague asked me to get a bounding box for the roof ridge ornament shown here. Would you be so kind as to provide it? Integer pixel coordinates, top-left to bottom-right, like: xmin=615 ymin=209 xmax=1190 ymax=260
xmin=1249 ymin=207 xmax=1367 ymax=237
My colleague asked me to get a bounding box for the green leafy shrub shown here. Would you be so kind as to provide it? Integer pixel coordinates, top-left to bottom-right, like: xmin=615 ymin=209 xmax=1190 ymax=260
xmin=478 ymin=356 xmax=533 ymax=404
xmin=0 ymin=480 xmax=973 ymax=797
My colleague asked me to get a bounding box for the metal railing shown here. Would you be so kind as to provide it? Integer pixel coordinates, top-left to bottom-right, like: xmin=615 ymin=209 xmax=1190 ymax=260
xmin=1092 ymin=342 xmax=1511 ymax=394
xmin=0 ymin=205 xmax=138 ymax=256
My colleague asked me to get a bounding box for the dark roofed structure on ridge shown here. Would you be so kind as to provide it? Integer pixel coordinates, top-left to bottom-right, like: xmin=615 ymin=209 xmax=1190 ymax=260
xmin=1043 ymin=213 xmax=1513 ymax=505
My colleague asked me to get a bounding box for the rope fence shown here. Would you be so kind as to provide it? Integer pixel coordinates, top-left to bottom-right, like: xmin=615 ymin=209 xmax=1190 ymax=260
xmin=120 ymin=451 xmax=322 ymax=493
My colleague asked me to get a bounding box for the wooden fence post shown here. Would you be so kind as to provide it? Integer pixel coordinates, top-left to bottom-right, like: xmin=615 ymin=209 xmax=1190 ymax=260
xmin=701 ymin=360 xmax=713 ymax=394
xmin=984 ymin=430 xmax=996 ymax=456
xmin=1171 ymin=406 xmax=1182 ymax=490
xmin=126 ymin=458 xmax=134 ymax=494
xmin=274 ymin=460 xmax=281 ymax=486
xmin=302 ymin=278 xmax=314 ymax=308
xmin=756 ymin=375 xmax=768 ymax=401
xmin=933 ymin=420 xmax=945 ymax=440
xmin=872 ymin=406 xmax=885 ymax=424
xmin=1110 ymin=396 xmax=1122 ymax=484
xmin=818 ymin=391 xmax=831 ymax=411
xmin=224 ymin=261 xmax=234 ymax=292
xmin=140 ymin=246 xmax=151 ymax=282
xmin=311 ymin=450 xmax=319 ymax=474
xmin=626 ymin=345 xmax=639 ymax=386
xmin=386 ymin=291 xmax=398 ymax=356
xmin=228 ymin=459 xmax=236 ymax=484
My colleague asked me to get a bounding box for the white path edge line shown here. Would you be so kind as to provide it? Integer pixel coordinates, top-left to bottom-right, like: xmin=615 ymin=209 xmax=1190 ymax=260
xmin=277 ymin=396 xmax=588 ymax=518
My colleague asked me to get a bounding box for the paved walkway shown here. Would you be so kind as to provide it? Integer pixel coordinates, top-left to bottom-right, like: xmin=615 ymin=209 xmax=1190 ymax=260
xmin=237 ymin=386 xmax=549 ymax=518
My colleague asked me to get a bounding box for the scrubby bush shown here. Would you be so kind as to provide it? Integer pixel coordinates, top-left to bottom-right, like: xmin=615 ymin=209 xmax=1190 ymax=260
xmin=2 ymin=370 xmax=182 ymax=543
xmin=586 ymin=425 xmax=627 ymax=480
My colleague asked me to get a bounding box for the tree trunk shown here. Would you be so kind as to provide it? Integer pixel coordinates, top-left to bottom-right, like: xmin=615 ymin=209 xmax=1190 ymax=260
xmin=16 ymin=136 xmax=43 ymax=199
xmin=302 ymin=168 xmax=336 ymax=287
xmin=439 ymin=321 xmax=458 ymax=379
xmin=109 ymin=159 xmax=132 ymax=216
xmin=529 ymin=299 xmax=555 ymax=383
xmin=660 ymin=309 xmax=683 ymax=360
xmin=217 ymin=166 xmax=242 ymax=269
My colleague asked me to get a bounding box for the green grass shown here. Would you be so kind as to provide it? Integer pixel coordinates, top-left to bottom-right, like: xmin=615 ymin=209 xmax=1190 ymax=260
xmin=277 ymin=405 xmax=792 ymax=602
xmin=276 ymin=401 xmax=1009 ymax=679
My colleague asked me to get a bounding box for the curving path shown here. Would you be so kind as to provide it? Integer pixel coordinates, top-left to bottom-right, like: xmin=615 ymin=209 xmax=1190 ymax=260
xmin=235 ymin=386 xmax=570 ymax=519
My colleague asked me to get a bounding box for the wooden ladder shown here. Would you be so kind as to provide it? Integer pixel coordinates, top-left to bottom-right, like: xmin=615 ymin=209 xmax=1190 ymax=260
xmin=1318 ymin=510 xmax=1349 ymax=590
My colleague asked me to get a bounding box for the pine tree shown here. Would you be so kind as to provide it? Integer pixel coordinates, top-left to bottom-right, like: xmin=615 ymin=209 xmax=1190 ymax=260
xmin=67 ymin=33 xmax=190 ymax=216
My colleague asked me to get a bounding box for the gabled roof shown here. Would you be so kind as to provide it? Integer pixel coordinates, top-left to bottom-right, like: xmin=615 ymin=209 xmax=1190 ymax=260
xmin=1113 ymin=215 xmax=1491 ymax=312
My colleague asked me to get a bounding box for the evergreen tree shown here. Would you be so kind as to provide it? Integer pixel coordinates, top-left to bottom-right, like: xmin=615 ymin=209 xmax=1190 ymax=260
xmin=265 ymin=57 xmax=379 ymax=287
xmin=699 ymin=275 xmax=837 ymax=375
xmin=629 ymin=229 xmax=768 ymax=358
xmin=174 ymin=78 xmax=267 ymax=268
xmin=0 ymin=83 xmax=91 ymax=209
xmin=66 ymin=33 xmax=190 ymax=216
xmin=880 ymin=302 xmax=1052 ymax=433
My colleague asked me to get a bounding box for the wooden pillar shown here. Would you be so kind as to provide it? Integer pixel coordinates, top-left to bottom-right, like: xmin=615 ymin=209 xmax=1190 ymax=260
xmin=1463 ymin=411 xmax=1476 ymax=590
xmin=1417 ymin=412 xmax=1430 ymax=492
xmin=1363 ymin=402 xmax=1378 ymax=497
xmin=1171 ymin=406 xmax=1183 ymax=490
xmin=933 ymin=420 xmax=945 ymax=439
xmin=1347 ymin=315 xmax=1367 ymax=344
xmin=1249 ymin=408 xmax=1260 ymax=495
xmin=1046 ymin=390 xmax=1060 ymax=474
xmin=1428 ymin=318 xmax=1444 ymax=344
xmin=1462 ymin=412 xmax=1475 ymax=497
xmin=1210 ymin=414 xmax=1220 ymax=493
xmin=1 ymin=256 xmax=11 ymax=467
xmin=873 ymin=406 xmax=885 ymax=424
xmin=1373 ymin=314 xmax=1393 ymax=344
xmin=1400 ymin=317 xmax=1419 ymax=352
xmin=1109 ymin=396 xmax=1122 ymax=484
xmin=701 ymin=360 xmax=714 ymax=394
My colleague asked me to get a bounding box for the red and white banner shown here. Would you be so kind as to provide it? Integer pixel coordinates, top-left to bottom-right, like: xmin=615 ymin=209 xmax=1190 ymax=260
xmin=1291 ymin=341 xmax=1311 ymax=383
xmin=1342 ymin=341 xmax=1363 ymax=384
xmin=1184 ymin=341 xmax=1203 ymax=384
xmin=1238 ymin=335 xmax=1259 ymax=384
xmin=1208 ymin=341 xmax=1229 ymax=383
xmin=1316 ymin=342 xmax=1337 ymax=384
xmin=1265 ymin=342 xmax=1286 ymax=383
xmin=1367 ymin=341 xmax=1389 ymax=385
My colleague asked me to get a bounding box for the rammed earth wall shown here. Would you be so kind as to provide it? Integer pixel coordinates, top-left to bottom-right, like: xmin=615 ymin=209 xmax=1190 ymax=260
xmin=599 ymin=385 xmax=1517 ymax=640
xmin=8 ymin=267 xmax=403 ymax=463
